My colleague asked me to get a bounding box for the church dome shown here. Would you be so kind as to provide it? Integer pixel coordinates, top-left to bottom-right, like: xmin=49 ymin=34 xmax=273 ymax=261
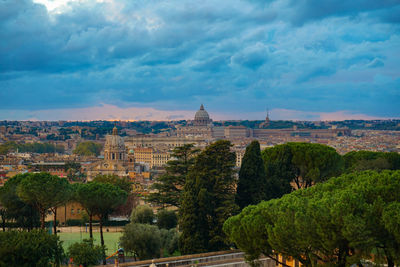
xmin=194 ymin=104 xmax=212 ymax=126
xmin=104 ymin=126 xmax=126 ymax=162
xmin=104 ymin=135 xmax=125 ymax=149
xmin=105 ymin=126 xmax=125 ymax=149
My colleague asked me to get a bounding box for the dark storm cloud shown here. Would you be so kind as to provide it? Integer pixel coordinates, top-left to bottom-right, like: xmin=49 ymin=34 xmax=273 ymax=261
xmin=0 ymin=0 xmax=399 ymax=119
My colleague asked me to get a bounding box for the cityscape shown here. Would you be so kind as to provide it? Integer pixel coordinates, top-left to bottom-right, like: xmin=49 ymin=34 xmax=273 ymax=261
xmin=1 ymin=0 xmax=399 ymax=266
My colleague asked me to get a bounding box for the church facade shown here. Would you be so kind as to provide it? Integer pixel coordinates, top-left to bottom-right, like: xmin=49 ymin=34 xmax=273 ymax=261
xmin=86 ymin=127 xmax=133 ymax=181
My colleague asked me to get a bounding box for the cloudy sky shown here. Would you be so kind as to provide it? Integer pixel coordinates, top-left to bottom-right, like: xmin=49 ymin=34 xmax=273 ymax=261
xmin=0 ymin=0 xmax=399 ymax=121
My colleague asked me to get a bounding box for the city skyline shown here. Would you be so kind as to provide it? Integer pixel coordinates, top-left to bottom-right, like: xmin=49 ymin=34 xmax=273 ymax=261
xmin=1 ymin=0 xmax=399 ymax=121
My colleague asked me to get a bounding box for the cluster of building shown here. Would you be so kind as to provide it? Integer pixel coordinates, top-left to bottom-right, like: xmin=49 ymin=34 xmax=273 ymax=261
xmin=1 ymin=104 xmax=399 ymax=187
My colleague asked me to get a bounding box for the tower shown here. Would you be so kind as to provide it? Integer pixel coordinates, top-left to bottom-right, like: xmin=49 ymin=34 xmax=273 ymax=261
xmin=259 ymin=108 xmax=270 ymax=128
xmin=265 ymin=108 xmax=270 ymax=126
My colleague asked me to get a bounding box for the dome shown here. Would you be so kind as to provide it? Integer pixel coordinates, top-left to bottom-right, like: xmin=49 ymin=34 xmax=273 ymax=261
xmin=104 ymin=134 xmax=125 ymax=149
xmin=195 ymin=104 xmax=210 ymax=120
xmin=104 ymin=128 xmax=126 ymax=162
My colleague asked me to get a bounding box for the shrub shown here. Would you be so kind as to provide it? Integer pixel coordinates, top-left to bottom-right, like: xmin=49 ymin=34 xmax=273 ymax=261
xmin=130 ymin=205 xmax=154 ymax=224
xmin=0 ymin=230 xmax=64 ymax=266
xmin=156 ymin=209 xmax=177 ymax=229
xmin=67 ymin=239 xmax=104 ymax=267
xmin=120 ymin=223 xmax=161 ymax=260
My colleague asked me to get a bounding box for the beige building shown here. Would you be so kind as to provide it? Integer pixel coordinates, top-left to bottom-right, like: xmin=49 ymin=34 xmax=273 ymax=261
xmin=224 ymin=126 xmax=251 ymax=139
xmin=133 ymin=147 xmax=171 ymax=168
xmin=152 ymin=150 xmax=171 ymax=168
xmin=133 ymin=147 xmax=153 ymax=166
xmin=125 ymin=136 xmax=208 ymax=149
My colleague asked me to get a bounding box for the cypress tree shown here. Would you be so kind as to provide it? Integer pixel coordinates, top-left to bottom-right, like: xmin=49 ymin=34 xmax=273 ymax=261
xmin=236 ymin=140 xmax=267 ymax=210
xmin=147 ymin=144 xmax=199 ymax=208
xmin=179 ymin=140 xmax=237 ymax=254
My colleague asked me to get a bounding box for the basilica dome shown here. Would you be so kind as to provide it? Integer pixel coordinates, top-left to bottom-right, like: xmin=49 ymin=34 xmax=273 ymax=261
xmin=193 ymin=104 xmax=212 ymax=126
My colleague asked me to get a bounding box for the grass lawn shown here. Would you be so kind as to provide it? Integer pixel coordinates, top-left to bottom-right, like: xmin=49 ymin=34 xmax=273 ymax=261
xmin=59 ymin=231 xmax=123 ymax=256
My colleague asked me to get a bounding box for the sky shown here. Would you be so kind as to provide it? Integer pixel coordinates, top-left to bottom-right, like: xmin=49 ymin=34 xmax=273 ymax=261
xmin=0 ymin=0 xmax=399 ymax=121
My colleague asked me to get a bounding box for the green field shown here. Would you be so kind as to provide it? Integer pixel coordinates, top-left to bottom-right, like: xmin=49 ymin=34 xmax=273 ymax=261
xmin=59 ymin=231 xmax=123 ymax=256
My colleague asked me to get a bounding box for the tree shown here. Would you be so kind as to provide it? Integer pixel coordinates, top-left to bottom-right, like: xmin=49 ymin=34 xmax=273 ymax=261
xmin=73 ymin=141 xmax=102 ymax=156
xmin=73 ymin=183 xmax=98 ymax=239
xmin=156 ymin=209 xmax=178 ymax=230
xmin=0 ymin=174 xmax=40 ymax=230
xmin=0 ymin=230 xmax=64 ymax=266
xmin=160 ymin=228 xmax=179 ymax=257
xmin=131 ymin=205 xmax=155 ymax=225
xmin=74 ymin=182 xmax=127 ymax=264
xmin=147 ymin=144 xmax=199 ymax=208
xmin=343 ymin=151 xmax=400 ymax=172
xmin=224 ymin=170 xmax=400 ymax=267
xmin=16 ymin=172 xmax=70 ymax=229
xmin=179 ymin=140 xmax=238 ymax=254
xmin=93 ymin=174 xmax=138 ymax=217
xmin=262 ymin=142 xmax=343 ymax=191
xmin=236 ymin=140 xmax=267 ymax=209
xmin=120 ymin=223 xmax=161 ymax=260
xmin=67 ymin=239 xmax=104 ymax=267
xmin=49 ymin=178 xmax=71 ymax=235
xmin=93 ymin=174 xmax=131 ymax=193
xmin=262 ymin=144 xmax=294 ymax=200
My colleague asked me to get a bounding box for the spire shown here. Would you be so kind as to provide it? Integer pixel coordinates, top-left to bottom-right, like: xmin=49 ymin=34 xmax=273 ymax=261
xmin=200 ymin=104 xmax=204 ymax=110
xmin=112 ymin=125 xmax=118 ymax=135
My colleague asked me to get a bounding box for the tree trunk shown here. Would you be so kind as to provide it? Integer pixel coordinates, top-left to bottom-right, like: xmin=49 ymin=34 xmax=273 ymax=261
xmin=89 ymin=213 xmax=93 ymax=239
xmin=100 ymin=217 xmax=106 ymax=265
xmin=1 ymin=216 xmax=5 ymax=232
xmin=53 ymin=208 xmax=57 ymax=235
xmin=337 ymin=242 xmax=349 ymax=267
xmin=387 ymin=255 xmax=394 ymax=267
xmin=40 ymin=209 xmax=46 ymax=229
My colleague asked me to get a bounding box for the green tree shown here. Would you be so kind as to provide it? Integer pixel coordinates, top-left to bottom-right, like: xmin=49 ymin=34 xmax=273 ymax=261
xmin=160 ymin=228 xmax=179 ymax=256
xmin=0 ymin=230 xmax=64 ymax=266
xmin=120 ymin=223 xmax=161 ymax=260
xmin=49 ymin=178 xmax=71 ymax=235
xmin=0 ymin=174 xmax=40 ymax=230
xmin=92 ymin=183 xmax=127 ymax=264
xmin=262 ymin=142 xmax=343 ymax=191
xmin=93 ymin=174 xmax=131 ymax=193
xmin=147 ymin=144 xmax=199 ymax=208
xmin=73 ymin=183 xmax=97 ymax=239
xmin=236 ymin=140 xmax=267 ymax=209
xmin=0 ymin=141 xmax=18 ymax=155
xmin=224 ymin=170 xmax=400 ymax=267
xmin=73 ymin=141 xmax=102 ymax=156
xmin=93 ymin=174 xmax=137 ymax=217
xmin=156 ymin=209 xmax=178 ymax=230
xmin=262 ymin=144 xmax=294 ymax=200
xmin=67 ymin=239 xmax=104 ymax=267
xmin=16 ymin=172 xmax=70 ymax=229
xmin=343 ymin=151 xmax=400 ymax=172
xmin=179 ymin=140 xmax=237 ymax=254
xmin=74 ymin=182 xmax=127 ymax=264
xmin=131 ymin=205 xmax=155 ymax=224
